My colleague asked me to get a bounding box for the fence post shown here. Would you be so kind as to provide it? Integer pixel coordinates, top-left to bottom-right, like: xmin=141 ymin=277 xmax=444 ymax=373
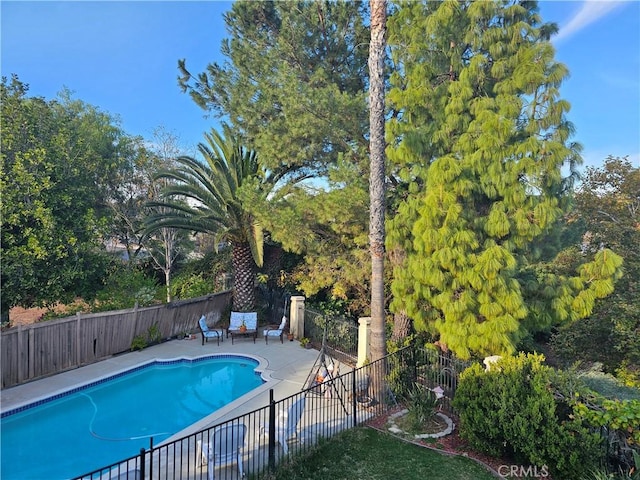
xmin=139 ymin=448 xmax=146 ymax=479
xmin=357 ymin=317 xmax=371 ymax=367
xmin=76 ymin=312 xmax=82 ymax=367
xmin=289 ymin=296 xmax=305 ymax=340
xmin=268 ymin=389 xmax=276 ymax=471
xmin=148 ymin=437 xmax=153 ymax=479
xmin=351 ymin=369 xmax=358 ymax=427
xmin=28 ymin=327 xmax=35 ymax=380
xmin=17 ymin=325 xmax=24 ymax=383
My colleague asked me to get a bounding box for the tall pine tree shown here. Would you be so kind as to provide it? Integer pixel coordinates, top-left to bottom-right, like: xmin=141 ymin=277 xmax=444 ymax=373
xmin=178 ymin=1 xmax=374 ymax=312
xmin=386 ymin=0 xmax=622 ymax=359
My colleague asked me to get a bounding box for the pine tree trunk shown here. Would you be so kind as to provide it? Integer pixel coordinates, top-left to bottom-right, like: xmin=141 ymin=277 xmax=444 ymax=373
xmin=369 ymin=0 xmax=387 ymax=364
xmin=391 ymin=310 xmax=411 ymax=342
xmin=232 ymin=241 xmax=256 ymax=311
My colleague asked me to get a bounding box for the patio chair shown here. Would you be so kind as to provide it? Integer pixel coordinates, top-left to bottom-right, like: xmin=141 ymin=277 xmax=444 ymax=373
xmin=196 ymin=423 xmax=247 ymax=480
xmin=263 ymin=316 xmax=287 ymax=344
xmin=260 ymin=396 xmax=306 ymax=454
xmin=198 ymin=315 xmax=224 ymax=346
xmin=227 ymin=312 xmax=257 ymax=344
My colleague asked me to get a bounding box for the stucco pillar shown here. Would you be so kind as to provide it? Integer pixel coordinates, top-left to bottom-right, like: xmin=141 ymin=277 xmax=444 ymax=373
xmin=357 ymin=317 xmax=371 ymax=367
xmin=289 ymin=296 xmax=305 ymax=340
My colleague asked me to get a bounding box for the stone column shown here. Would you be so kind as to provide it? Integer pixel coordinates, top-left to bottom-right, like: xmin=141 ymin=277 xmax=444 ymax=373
xmin=289 ymin=296 xmax=305 ymax=340
xmin=357 ymin=317 xmax=371 ymax=367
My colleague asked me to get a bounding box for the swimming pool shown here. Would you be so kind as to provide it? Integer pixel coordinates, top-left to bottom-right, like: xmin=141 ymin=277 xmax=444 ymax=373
xmin=0 ymin=355 xmax=265 ymax=480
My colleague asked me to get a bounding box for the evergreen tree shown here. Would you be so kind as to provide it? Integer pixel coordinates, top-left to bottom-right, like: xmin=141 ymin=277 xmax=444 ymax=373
xmin=552 ymin=157 xmax=639 ymax=383
xmin=178 ymin=0 xmax=369 ymax=178
xmin=386 ymin=1 xmax=622 ymax=359
xmin=178 ymin=1 xmax=374 ymax=312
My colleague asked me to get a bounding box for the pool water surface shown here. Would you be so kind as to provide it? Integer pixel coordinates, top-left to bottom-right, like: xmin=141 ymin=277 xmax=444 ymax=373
xmin=0 ymin=355 xmax=264 ymax=480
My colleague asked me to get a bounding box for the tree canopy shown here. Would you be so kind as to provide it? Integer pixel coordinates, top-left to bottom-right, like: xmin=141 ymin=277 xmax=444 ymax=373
xmin=552 ymin=156 xmax=639 ymax=383
xmin=1 ymin=75 xmax=143 ymax=320
xmin=145 ymin=128 xmax=266 ymax=311
xmin=385 ymin=1 xmax=623 ymax=359
xmin=178 ymin=0 xmax=374 ymax=312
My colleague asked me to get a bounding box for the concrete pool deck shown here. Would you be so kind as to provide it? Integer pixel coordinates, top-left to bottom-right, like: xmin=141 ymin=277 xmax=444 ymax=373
xmin=1 ymin=335 xmax=369 ymax=479
xmin=0 ymin=335 xmax=322 ymax=425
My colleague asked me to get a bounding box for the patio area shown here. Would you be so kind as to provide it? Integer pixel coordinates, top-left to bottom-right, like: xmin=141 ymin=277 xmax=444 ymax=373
xmin=1 ymin=334 xmax=365 ymax=479
xmin=1 ymin=334 xmax=323 ymax=421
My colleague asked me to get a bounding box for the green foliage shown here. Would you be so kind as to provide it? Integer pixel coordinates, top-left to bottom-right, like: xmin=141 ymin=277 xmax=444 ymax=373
xmin=453 ymin=353 xmax=602 ymax=479
xmin=145 ymin=127 xmax=266 ymax=311
xmin=574 ymin=400 xmax=640 ymax=446
xmin=385 ymin=1 xmax=622 ymax=359
xmin=92 ymin=266 xmax=159 ymax=312
xmin=402 ymin=383 xmax=439 ymax=430
xmin=179 ymin=1 xmax=369 ymax=176
xmin=179 ymin=2 xmax=374 ymax=314
xmin=147 ymin=324 xmax=161 ymax=344
xmin=578 ymin=368 xmax=640 ymax=401
xmin=552 ymin=157 xmax=640 ymax=384
xmin=130 ymin=335 xmax=147 ymax=351
xmin=617 ymin=363 xmax=640 ymax=389
xmin=170 ymin=273 xmax=212 ymax=300
xmin=1 ymin=75 xmax=138 ymax=318
xmin=130 ymin=323 xmax=162 ymax=351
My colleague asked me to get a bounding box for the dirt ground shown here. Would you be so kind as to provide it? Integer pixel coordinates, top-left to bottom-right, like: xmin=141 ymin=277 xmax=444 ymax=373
xmin=9 ymin=303 xmax=82 ymax=327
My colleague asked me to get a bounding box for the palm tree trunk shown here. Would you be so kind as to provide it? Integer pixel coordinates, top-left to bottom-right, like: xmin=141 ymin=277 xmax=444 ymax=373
xmin=369 ymin=0 xmax=387 ymax=363
xmin=232 ymin=241 xmax=256 ymax=311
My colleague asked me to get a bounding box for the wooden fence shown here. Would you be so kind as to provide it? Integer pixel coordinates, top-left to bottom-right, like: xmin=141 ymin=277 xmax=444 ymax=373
xmin=1 ymin=291 xmax=232 ymax=389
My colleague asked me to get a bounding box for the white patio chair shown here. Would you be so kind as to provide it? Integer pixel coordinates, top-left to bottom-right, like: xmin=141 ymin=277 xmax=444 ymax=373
xmin=198 ymin=315 xmax=224 ymax=346
xmin=196 ymin=423 xmax=247 ymax=480
xmin=263 ymin=316 xmax=287 ymax=344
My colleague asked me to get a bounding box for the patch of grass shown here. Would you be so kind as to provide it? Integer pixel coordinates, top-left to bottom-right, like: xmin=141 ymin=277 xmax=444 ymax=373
xmin=268 ymin=427 xmax=497 ymax=480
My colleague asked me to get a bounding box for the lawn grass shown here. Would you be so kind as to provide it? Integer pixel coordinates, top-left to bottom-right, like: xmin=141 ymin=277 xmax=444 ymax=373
xmin=268 ymin=427 xmax=498 ymax=480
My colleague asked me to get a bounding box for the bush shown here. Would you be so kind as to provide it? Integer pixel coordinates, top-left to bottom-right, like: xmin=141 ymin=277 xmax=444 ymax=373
xmin=92 ymin=266 xmax=159 ymax=311
xmin=402 ymin=382 xmax=439 ymax=431
xmin=453 ymin=353 xmax=602 ymax=480
xmin=171 ymin=273 xmax=212 ymax=300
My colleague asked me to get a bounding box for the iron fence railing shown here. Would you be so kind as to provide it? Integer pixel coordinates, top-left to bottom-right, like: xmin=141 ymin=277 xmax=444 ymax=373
xmin=73 ymin=345 xmax=441 ymax=480
xmin=304 ymin=309 xmax=358 ymax=365
xmin=388 ymin=346 xmax=474 ymax=413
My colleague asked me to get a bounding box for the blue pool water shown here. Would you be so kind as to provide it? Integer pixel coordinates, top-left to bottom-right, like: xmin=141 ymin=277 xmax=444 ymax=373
xmin=0 ymin=355 xmax=264 ymax=480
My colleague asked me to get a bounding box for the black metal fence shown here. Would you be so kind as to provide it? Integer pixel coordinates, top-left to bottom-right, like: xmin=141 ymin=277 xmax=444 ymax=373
xmin=74 ymin=347 xmax=476 ymax=480
xmin=304 ymin=309 xmax=358 ymax=366
xmin=73 ymin=345 xmax=471 ymax=480
xmin=388 ymin=345 xmax=473 ymax=413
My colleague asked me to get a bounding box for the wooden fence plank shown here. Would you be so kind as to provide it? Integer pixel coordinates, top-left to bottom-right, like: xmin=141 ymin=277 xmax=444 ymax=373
xmin=1 ymin=291 xmax=232 ymax=389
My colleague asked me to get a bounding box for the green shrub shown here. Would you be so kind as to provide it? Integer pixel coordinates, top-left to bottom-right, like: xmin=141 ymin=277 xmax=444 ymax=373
xmin=171 ymin=273 xmax=211 ymax=300
xmin=130 ymin=323 xmax=162 ymax=351
xmin=453 ymin=353 xmax=602 ymax=480
xmin=130 ymin=334 xmax=147 ymax=351
xmin=575 ymin=399 xmax=640 ymax=472
xmin=402 ymin=382 xmax=438 ymax=431
xmin=93 ymin=266 xmax=159 ymax=311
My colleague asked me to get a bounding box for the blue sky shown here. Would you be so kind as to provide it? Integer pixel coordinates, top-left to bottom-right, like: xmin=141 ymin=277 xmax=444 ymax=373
xmin=2 ymin=1 xmax=638 ymax=170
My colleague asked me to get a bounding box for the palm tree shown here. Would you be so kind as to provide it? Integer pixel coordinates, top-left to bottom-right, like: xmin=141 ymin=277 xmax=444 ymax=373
xmin=145 ymin=128 xmax=264 ymax=311
xmin=369 ymin=0 xmax=387 ymax=363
